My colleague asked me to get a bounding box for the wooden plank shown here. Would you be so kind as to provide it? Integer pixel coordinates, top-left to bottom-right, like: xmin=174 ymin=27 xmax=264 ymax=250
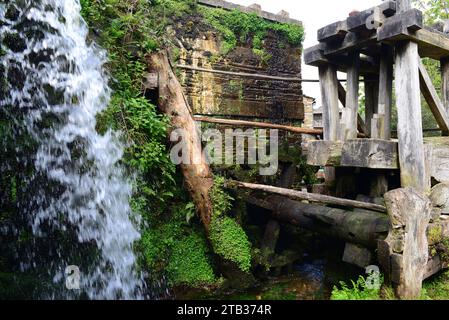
xmin=323 ymin=31 xmax=378 ymax=57
xmin=193 ymin=116 xmax=323 ymax=135
xmin=231 ymin=180 xmax=387 ymax=213
xmin=377 ymin=44 xmax=394 ymax=139
xmin=425 ymin=136 xmax=449 ymax=183
xmin=418 ymin=60 xmax=449 ymax=135
xmin=341 ymin=138 xmax=399 ymax=169
xmin=346 ymin=1 xmax=396 ymax=33
xmin=341 ymin=52 xmax=360 ymax=140
xmin=307 ymin=140 xmax=343 ymax=166
xmin=377 ymin=9 xmax=423 ymax=42
xmin=395 ymin=41 xmax=427 ymax=192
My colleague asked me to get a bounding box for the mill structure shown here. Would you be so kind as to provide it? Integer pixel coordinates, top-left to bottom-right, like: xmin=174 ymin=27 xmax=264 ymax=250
xmin=302 ymin=0 xmax=449 ymax=298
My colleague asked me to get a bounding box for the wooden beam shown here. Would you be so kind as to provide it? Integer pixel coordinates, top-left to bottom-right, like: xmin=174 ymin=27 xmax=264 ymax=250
xmin=193 ymin=116 xmax=323 ymax=135
xmin=376 ymin=44 xmax=394 ymax=139
xmin=307 ymin=141 xmax=343 ymax=166
xmin=395 ymin=41 xmax=427 ymax=192
xmin=341 ymin=52 xmax=360 ymax=140
xmin=341 ymin=139 xmax=399 ymax=169
xmin=418 ymin=60 xmax=449 ymax=135
xmin=176 ymin=64 xmax=304 ymax=82
xmin=231 ymin=180 xmax=387 ymax=213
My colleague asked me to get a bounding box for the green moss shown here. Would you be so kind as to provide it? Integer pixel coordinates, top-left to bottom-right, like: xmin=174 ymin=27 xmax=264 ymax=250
xmin=166 ymin=233 xmax=216 ymax=286
xmin=423 ymin=270 xmax=449 ymax=300
xmin=200 ymin=7 xmax=304 ymax=54
xmin=210 ymin=216 xmax=251 ymax=272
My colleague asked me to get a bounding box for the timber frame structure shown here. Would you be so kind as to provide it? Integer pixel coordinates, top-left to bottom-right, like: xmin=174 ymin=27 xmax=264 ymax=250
xmin=302 ymin=0 xmax=449 ymax=298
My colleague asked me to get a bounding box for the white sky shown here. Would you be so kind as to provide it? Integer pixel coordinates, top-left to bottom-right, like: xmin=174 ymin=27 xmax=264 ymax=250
xmin=227 ymin=0 xmax=381 ymax=105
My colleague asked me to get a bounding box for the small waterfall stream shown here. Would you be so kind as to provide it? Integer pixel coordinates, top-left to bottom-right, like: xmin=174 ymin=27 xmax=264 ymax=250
xmin=0 ymin=0 xmax=144 ymax=299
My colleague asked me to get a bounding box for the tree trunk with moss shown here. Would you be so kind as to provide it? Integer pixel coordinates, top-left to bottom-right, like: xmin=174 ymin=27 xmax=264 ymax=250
xmin=147 ymin=52 xmax=214 ymax=231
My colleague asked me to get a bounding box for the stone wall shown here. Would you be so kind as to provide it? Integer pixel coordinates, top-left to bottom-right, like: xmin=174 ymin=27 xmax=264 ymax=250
xmin=171 ymin=1 xmax=305 ymax=121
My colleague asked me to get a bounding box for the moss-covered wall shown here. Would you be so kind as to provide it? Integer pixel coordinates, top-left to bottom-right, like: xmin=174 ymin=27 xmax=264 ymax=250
xmin=170 ymin=2 xmax=304 ymax=120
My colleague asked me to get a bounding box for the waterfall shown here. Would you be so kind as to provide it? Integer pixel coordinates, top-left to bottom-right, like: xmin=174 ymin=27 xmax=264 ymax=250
xmin=0 ymin=0 xmax=144 ymax=299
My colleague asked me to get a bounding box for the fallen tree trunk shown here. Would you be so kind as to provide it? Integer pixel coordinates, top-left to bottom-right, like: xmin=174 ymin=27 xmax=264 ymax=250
xmin=246 ymin=195 xmax=389 ymax=248
xmin=147 ymin=52 xmax=214 ymax=230
xmin=231 ymin=180 xmax=387 ymax=213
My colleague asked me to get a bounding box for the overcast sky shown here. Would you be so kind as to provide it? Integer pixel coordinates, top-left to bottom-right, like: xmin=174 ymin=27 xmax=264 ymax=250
xmin=228 ymin=0 xmax=380 ymax=106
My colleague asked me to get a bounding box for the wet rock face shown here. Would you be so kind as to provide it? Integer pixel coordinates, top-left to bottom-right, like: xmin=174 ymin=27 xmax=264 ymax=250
xmin=173 ymin=13 xmax=304 ymax=121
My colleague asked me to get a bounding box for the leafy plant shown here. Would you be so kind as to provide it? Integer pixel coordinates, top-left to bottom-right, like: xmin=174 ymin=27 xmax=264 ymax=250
xmin=331 ymin=275 xmax=383 ymax=300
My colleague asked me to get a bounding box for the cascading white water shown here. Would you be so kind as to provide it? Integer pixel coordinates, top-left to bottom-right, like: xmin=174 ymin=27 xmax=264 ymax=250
xmin=0 ymin=0 xmax=144 ymax=299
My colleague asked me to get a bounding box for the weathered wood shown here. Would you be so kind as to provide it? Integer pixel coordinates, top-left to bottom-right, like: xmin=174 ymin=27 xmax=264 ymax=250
xmin=377 ymin=9 xmax=423 ymax=41
xmin=346 ymin=1 xmax=396 ymax=33
xmin=317 ymin=20 xmax=348 ymax=42
xmin=341 ymin=52 xmax=360 ymax=140
xmin=377 ymin=44 xmax=394 ymax=139
xmin=193 ymin=116 xmax=323 ymax=135
xmin=247 ymin=195 xmax=389 ymax=248
xmin=319 ymin=64 xmax=340 ymax=142
xmin=395 ymin=41 xmax=427 ymax=192
xmin=341 ymin=139 xmax=399 ymax=169
xmin=307 ymin=141 xmax=343 ymax=166
xmin=337 ymin=82 xmax=368 ymax=135
xmin=148 ymin=52 xmax=214 ymax=230
xmin=441 ymin=57 xmax=449 ymax=115
xmin=231 ymin=180 xmax=387 ymax=213
xmin=260 ymin=220 xmax=281 ymax=264
xmin=418 ymin=60 xmax=449 ymax=135
xmin=425 ymin=136 xmax=449 ymax=183
xmin=384 ymin=187 xmax=432 ymax=299
xmin=365 ymin=75 xmax=379 ymax=137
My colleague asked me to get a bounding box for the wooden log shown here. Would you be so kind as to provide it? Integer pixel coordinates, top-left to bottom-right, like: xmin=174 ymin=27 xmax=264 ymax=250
xmin=418 ymin=60 xmax=449 ymax=135
xmin=193 ymin=116 xmax=323 ymax=135
xmin=246 ymin=195 xmax=389 ymax=248
xmin=341 ymin=52 xmax=360 ymax=140
xmin=317 ymin=20 xmax=348 ymax=42
xmin=394 ymin=41 xmax=427 ymax=192
xmin=377 ymin=44 xmax=394 ymax=139
xmin=260 ymin=220 xmax=281 ymax=264
xmin=147 ymin=52 xmax=214 ymax=230
xmin=383 ymin=187 xmax=432 ymax=299
xmin=230 ymin=180 xmax=387 ymax=213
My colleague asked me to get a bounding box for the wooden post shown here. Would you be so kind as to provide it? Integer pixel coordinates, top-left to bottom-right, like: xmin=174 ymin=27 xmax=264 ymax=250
xmin=393 ymin=0 xmax=427 ymax=192
xmin=441 ymin=57 xmax=449 ymax=116
xmin=365 ymin=75 xmax=379 ymax=138
xmin=377 ymin=44 xmax=394 ymax=140
xmin=319 ymin=64 xmax=340 ymax=141
xmin=394 ymin=41 xmax=427 ymax=192
xmin=319 ymin=64 xmax=340 ymax=188
xmin=341 ymin=52 xmax=360 ymax=140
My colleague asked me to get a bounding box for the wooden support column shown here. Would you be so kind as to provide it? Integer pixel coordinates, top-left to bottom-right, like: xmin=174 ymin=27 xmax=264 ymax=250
xmin=376 ymin=44 xmax=394 ymax=140
xmin=319 ymin=64 xmax=340 ymax=188
xmin=441 ymin=57 xmax=449 ymax=116
xmin=364 ymin=75 xmax=379 ymax=138
xmin=341 ymin=52 xmax=360 ymax=140
xmin=394 ymin=41 xmax=427 ymax=192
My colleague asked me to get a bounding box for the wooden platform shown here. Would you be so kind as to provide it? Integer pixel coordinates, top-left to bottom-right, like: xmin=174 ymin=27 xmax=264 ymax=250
xmin=306 ymin=137 xmax=449 ymax=183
